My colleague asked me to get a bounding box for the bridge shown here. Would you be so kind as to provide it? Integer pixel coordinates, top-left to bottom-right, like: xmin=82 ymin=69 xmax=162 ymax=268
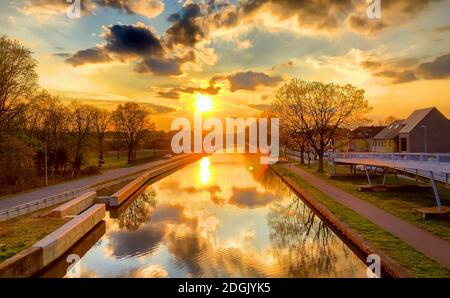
xmin=328 ymin=152 xmax=450 ymax=210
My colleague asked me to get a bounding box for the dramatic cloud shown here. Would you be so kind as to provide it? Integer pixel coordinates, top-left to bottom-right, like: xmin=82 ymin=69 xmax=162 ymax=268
xmin=135 ymin=51 xmax=195 ymax=76
xmin=66 ymin=23 xmax=196 ymax=76
xmin=373 ymin=69 xmax=418 ymax=84
xmin=66 ymin=47 xmax=112 ymax=66
xmin=103 ymin=24 xmax=163 ymax=58
xmin=157 ymin=82 xmax=220 ymax=100
xmin=21 ymin=0 xmax=164 ymax=20
xmin=206 ymin=0 xmax=442 ymax=36
xmin=418 ymin=53 xmax=450 ymax=79
xmin=212 ymin=71 xmax=283 ymax=92
xmin=347 ymin=0 xmax=442 ymax=35
xmin=164 ymin=3 xmax=206 ymax=48
xmin=361 ymin=52 xmax=450 ymax=83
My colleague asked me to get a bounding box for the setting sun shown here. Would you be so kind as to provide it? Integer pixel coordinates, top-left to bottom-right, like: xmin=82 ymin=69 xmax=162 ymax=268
xmin=195 ymin=94 xmax=213 ymax=112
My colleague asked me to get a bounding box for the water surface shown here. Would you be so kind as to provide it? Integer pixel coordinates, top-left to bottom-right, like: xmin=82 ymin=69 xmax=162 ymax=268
xmin=43 ymin=154 xmax=367 ymax=278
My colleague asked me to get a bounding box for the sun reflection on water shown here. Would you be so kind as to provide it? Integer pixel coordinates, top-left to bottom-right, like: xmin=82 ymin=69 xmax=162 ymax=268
xmin=199 ymin=157 xmax=211 ymax=185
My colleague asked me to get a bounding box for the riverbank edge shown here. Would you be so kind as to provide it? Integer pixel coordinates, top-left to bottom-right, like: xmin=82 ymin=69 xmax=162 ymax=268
xmin=270 ymin=164 xmax=414 ymax=278
xmin=0 ymin=155 xmax=205 ymax=278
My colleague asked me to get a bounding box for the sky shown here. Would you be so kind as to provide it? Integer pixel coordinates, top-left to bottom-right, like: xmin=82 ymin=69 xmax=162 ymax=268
xmin=1 ymin=0 xmax=450 ymax=130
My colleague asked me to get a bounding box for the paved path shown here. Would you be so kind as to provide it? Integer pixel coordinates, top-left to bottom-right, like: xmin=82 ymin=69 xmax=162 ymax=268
xmin=0 ymin=155 xmax=188 ymax=211
xmin=284 ymin=164 xmax=450 ymax=271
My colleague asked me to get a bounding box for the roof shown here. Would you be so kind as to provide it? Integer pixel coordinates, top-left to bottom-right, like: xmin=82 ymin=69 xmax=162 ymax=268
xmin=373 ymin=120 xmax=405 ymax=140
xmin=399 ymin=107 xmax=434 ymax=134
xmin=349 ymin=126 xmax=386 ymax=139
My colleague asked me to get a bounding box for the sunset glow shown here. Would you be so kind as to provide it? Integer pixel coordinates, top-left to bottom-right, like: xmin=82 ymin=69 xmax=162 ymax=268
xmin=195 ymin=95 xmax=213 ymax=113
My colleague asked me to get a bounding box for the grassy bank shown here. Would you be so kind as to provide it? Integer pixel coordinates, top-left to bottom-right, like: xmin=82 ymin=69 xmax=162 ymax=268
xmin=298 ymin=162 xmax=450 ymax=242
xmin=272 ymin=164 xmax=450 ymax=278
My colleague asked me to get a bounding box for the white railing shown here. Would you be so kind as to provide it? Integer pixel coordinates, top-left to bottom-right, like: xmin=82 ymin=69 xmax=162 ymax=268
xmin=330 ymin=152 xmax=450 ymax=178
xmin=332 ymin=152 xmax=450 ymax=163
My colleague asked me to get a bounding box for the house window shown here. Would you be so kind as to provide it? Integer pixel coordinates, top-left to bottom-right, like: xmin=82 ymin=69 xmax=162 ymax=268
xmin=400 ymin=138 xmax=407 ymax=151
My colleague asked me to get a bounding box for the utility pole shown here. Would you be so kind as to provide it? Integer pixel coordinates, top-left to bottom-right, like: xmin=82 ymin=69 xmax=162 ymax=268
xmin=420 ymin=125 xmax=427 ymax=153
xmin=45 ymin=139 xmax=48 ymax=186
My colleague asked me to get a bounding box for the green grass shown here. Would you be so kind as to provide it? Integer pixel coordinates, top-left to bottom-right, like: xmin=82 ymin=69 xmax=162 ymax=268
xmin=86 ymin=149 xmax=168 ymax=169
xmin=0 ymin=205 xmax=70 ymax=262
xmin=298 ymin=162 xmax=450 ymax=242
xmin=272 ymin=164 xmax=450 ymax=278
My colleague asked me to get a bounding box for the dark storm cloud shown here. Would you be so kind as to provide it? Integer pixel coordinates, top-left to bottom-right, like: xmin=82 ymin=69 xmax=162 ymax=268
xmin=157 ymin=82 xmax=220 ymax=100
xmin=104 ymin=24 xmax=163 ymax=57
xmin=360 ymin=52 xmax=450 ymax=84
xmin=212 ymin=71 xmax=282 ymax=92
xmin=134 ymin=51 xmax=195 ymax=76
xmin=66 ymin=22 xmax=197 ymax=76
xmin=418 ymin=53 xmax=450 ymax=79
xmin=65 ymin=47 xmax=112 ymax=66
xmin=374 ymin=70 xmax=418 ymax=84
xmin=164 ymin=3 xmax=206 ymax=48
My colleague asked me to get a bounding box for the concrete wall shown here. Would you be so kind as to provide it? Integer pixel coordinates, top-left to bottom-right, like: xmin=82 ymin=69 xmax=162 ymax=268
xmin=0 ymin=246 xmax=43 ymax=278
xmin=33 ymin=204 xmax=105 ymax=267
xmin=109 ymin=156 xmax=200 ymax=206
xmin=49 ymin=191 xmax=97 ymax=218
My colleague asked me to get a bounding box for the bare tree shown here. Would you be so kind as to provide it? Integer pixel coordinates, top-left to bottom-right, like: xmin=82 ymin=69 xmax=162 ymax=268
xmin=274 ymin=79 xmax=371 ymax=172
xmin=112 ymin=102 xmax=152 ymax=164
xmin=93 ymin=108 xmax=111 ymax=167
xmin=69 ymin=102 xmax=96 ymax=175
xmin=378 ymin=115 xmax=398 ymax=126
xmin=0 ymin=35 xmax=37 ymax=133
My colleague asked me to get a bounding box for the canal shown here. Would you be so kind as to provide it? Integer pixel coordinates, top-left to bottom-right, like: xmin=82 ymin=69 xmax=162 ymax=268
xmin=39 ymin=154 xmax=368 ymax=277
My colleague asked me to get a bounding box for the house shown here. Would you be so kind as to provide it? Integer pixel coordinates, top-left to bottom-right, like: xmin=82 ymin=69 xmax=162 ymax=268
xmin=371 ymin=120 xmax=405 ymax=152
xmin=398 ymin=107 xmax=450 ymax=153
xmin=348 ymin=126 xmax=385 ymax=152
xmin=372 ymin=107 xmax=450 ymax=153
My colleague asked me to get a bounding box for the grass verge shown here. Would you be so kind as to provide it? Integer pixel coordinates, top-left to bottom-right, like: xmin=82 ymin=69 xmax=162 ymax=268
xmin=272 ymin=164 xmax=450 ymax=278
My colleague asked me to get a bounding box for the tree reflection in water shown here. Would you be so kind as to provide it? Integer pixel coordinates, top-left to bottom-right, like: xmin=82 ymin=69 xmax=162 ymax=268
xmin=118 ymin=187 xmax=157 ymax=231
xmin=267 ymin=196 xmax=356 ymax=277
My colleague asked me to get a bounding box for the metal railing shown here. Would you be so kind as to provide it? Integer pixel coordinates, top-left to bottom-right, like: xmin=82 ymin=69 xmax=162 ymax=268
xmin=0 ymin=188 xmax=89 ymax=221
xmin=331 ymin=152 xmax=450 ymax=165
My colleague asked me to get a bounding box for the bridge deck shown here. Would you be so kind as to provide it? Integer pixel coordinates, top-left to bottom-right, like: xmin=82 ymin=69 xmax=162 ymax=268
xmin=331 ymin=152 xmax=450 ymax=184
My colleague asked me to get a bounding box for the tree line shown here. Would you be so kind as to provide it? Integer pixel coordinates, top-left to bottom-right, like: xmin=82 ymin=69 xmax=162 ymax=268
xmin=0 ymin=35 xmax=154 ymax=193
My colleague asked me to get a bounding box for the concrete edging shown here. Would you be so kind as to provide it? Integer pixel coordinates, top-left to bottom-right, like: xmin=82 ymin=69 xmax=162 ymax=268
xmin=271 ymin=165 xmax=414 ymax=278
xmin=107 ymin=155 xmax=203 ymax=207
xmin=48 ymin=191 xmax=97 ymax=218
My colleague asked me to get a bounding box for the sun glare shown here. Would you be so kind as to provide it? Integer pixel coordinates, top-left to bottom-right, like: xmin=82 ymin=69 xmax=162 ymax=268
xmin=195 ymin=94 xmax=213 ymax=112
